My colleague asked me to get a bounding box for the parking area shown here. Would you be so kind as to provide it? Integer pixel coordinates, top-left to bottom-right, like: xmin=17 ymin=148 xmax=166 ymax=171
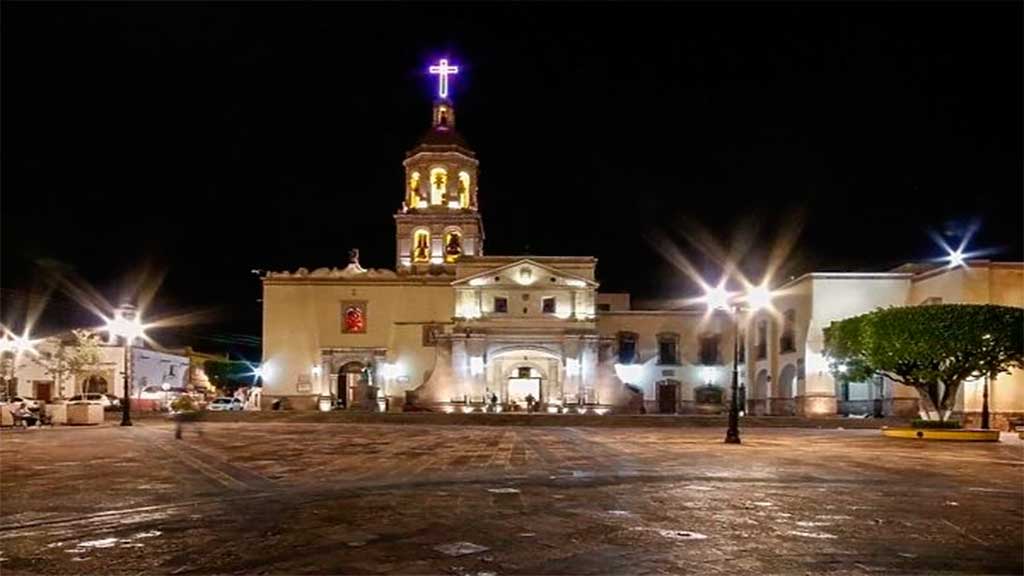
xmin=1 ymin=422 xmax=1021 ymax=574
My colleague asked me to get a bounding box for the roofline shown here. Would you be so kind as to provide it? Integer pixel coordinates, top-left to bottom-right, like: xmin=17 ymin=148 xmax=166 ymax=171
xmin=776 ymin=272 xmax=914 ymax=291
xmin=460 ymin=255 xmax=598 ymax=263
xmin=910 ymin=260 xmax=1024 ymax=281
xmin=598 ymin=309 xmax=705 ymax=316
xmin=452 ymin=257 xmax=599 ymax=287
xmin=263 ymin=277 xmax=453 ymax=287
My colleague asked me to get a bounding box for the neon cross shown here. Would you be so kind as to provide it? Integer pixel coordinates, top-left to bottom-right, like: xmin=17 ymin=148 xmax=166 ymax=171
xmin=429 ymin=59 xmax=460 ymax=99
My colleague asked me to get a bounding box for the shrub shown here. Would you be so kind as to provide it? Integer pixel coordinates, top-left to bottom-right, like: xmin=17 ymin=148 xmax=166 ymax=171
xmin=911 ymin=418 xmax=961 ymax=429
xmin=171 ymin=395 xmax=196 ymax=412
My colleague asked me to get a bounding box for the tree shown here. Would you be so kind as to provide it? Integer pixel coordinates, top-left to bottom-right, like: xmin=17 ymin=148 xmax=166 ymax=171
xmin=202 ymin=359 xmax=252 ymax=395
xmin=824 ymin=304 xmax=1024 ymax=421
xmin=30 ymin=329 xmax=104 ymax=398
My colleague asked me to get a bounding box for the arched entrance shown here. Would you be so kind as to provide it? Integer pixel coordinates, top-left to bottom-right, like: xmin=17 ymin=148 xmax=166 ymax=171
xmin=488 ymin=347 xmax=562 ymax=411
xmin=774 ymin=364 xmax=797 ymax=415
xmin=751 ymin=369 xmax=770 ymax=415
xmin=83 ymin=374 xmax=108 ymax=395
xmin=336 ymin=362 xmax=367 ymax=409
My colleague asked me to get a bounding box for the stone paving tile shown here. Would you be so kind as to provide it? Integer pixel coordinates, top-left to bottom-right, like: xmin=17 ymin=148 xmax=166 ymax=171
xmin=0 ymin=423 xmax=1021 ymax=574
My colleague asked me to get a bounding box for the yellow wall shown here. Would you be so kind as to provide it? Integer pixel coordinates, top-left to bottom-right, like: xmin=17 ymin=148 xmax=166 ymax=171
xmin=262 ymin=281 xmax=453 ymax=398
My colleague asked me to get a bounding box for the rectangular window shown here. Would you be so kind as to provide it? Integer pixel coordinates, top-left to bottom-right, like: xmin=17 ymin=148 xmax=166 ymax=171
xmin=618 ymin=333 xmax=637 ymax=364
xmin=493 ymin=297 xmax=508 ymax=314
xmin=542 ymin=297 xmax=556 ymax=314
xmin=658 ymin=337 xmax=679 ymax=365
xmin=756 ymin=321 xmax=767 ymax=360
xmin=780 ymin=309 xmax=796 ymax=353
xmin=698 ymin=335 xmax=720 ymax=365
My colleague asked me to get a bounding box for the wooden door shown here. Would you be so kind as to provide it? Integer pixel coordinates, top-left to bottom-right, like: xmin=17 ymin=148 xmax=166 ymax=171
xmin=658 ymin=383 xmax=677 ymax=414
xmin=34 ymin=381 xmax=53 ymax=402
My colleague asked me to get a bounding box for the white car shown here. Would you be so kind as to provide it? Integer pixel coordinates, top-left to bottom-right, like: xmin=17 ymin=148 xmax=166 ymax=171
xmin=11 ymin=396 xmax=42 ymax=410
xmin=207 ymin=397 xmax=244 ymax=412
xmin=67 ymin=393 xmax=116 ymax=409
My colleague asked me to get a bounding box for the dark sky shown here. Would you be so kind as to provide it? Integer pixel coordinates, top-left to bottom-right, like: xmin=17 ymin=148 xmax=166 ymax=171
xmin=3 ymin=2 xmax=1021 ymax=358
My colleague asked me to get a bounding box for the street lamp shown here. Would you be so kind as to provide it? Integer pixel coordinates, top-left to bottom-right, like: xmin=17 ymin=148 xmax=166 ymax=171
xmin=0 ymin=329 xmax=39 ymax=401
xmin=704 ymin=281 xmax=774 ymax=445
xmin=106 ymin=304 xmax=145 ymax=427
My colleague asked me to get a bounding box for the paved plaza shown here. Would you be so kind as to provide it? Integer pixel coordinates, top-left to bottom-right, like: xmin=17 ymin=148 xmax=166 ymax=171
xmin=1 ymin=421 xmax=1021 ymax=575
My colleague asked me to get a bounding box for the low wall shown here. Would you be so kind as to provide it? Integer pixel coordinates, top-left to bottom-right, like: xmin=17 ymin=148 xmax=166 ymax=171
xmin=186 ymin=410 xmax=906 ymax=429
xmin=957 ymin=411 xmax=1024 ymax=432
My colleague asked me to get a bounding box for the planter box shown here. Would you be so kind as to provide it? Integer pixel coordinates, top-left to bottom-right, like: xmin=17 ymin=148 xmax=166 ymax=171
xmin=67 ymin=403 xmax=104 ymax=426
xmin=882 ymin=427 xmax=1000 ymax=442
xmin=45 ymin=404 xmax=68 ymax=425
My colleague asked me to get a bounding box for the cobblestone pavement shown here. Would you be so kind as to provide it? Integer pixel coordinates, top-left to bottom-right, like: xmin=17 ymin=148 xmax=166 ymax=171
xmin=1 ymin=423 xmax=1021 ymax=575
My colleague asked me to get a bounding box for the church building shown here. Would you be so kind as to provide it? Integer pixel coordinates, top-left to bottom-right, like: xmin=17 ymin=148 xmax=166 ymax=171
xmin=259 ymin=60 xmax=1023 ymax=426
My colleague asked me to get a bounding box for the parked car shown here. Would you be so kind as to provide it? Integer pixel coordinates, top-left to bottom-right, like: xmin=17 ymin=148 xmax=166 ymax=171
xmin=207 ymin=397 xmax=244 ymax=412
xmin=67 ymin=393 xmax=117 ymax=410
xmin=11 ymin=396 xmax=42 ymax=411
xmin=104 ymin=394 xmax=122 ymax=409
xmin=138 ymin=385 xmax=166 ymax=401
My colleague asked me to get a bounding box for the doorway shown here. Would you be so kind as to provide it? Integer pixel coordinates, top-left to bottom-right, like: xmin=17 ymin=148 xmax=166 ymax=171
xmin=507 ymin=378 xmax=541 ymax=407
xmin=336 ymin=362 xmax=366 ymax=409
xmin=657 ymin=380 xmax=679 ymax=414
xmin=34 ymin=381 xmax=53 ymax=402
xmin=83 ymin=375 xmax=108 ymax=395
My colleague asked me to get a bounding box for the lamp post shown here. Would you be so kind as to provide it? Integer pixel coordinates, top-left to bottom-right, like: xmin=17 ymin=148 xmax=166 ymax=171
xmin=106 ymin=304 xmax=145 ymax=427
xmin=705 ymin=282 xmax=773 ymax=445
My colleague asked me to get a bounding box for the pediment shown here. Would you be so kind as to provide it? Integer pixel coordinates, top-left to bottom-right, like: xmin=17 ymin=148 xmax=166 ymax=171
xmin=452 ymin=258 xmax=597 ymax=289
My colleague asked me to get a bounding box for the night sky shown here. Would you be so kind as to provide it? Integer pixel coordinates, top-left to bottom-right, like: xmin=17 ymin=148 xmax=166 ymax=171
xmin=3 ymin=3 xmax=1021 ymax=358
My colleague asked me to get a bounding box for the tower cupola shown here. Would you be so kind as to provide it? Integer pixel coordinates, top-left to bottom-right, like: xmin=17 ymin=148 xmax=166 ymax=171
xmin=394 ymin=58 xmax=484 ymax=275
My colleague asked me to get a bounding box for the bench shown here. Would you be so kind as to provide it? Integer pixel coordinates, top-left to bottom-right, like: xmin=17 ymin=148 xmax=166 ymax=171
xmin=1007 ymin=416 xmax=1024 ymax=432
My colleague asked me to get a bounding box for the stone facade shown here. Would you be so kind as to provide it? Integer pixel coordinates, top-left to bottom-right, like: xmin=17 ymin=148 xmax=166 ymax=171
xmin=259 ymin=87 xmax=1024 ymax=422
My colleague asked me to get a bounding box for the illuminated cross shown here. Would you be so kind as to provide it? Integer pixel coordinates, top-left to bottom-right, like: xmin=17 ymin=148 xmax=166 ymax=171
xmin=429 ymin=58 xmax=460 ymax=99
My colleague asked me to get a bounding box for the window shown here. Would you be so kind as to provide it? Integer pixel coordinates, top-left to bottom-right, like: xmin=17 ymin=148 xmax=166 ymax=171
xmin=412 ymin=229 xmax=431 ymax=263
xmin=429 ymin=167 xmax=447 ymax=205
xmin=756 ymin=320 xmax=767 ymax=360
xmin=694 ymin=385 xmax=724 ymax=405
xmin=493 ymin=297 xmax=508 ymax=314
xmin=408 ymin=171 xmax=421 ymax=206
xmin=444 ymin=230 xmax=462 ymax=262
xmin=780 ymin=309 xmax=796 ymax=353
xmin=542 ymin=297 xmax=556 ymax=314
xmin=617 ymin=332 xmax=637 ymax=364
xmin=597 ymin=303 xmax=611 ymax=312
xmin=658 ymin=334 xmax=679 ymax=365
xmin=458 ymin=171 xmax=471 ymax=208
xmin=698 ymin=334 xmax=720 ymax=365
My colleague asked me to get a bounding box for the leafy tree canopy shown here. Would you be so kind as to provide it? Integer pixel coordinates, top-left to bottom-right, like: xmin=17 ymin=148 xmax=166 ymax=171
xmin=824 ymin=304 xmax=1023 ymax=420
xmin=202 ymin=359 xmax=253 ymax=394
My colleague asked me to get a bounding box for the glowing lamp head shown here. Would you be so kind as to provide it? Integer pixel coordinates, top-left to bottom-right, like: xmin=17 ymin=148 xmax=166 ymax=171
xmin=745 ymin=284 xmax=773 ymax=311
xmin=106 ymin=305 xmax=145 ymax=343
xmin=704 ymin=284 xmax=732 ymax=311
xmin=1 ymin=331 xmax=39 ymax=357
xmin=946 ymin=247 xmax=966 ymax=268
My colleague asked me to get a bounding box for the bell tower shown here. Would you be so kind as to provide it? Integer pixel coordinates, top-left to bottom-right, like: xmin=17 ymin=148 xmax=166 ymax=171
xmin=395 ymin=59 xmax=484 ymax=275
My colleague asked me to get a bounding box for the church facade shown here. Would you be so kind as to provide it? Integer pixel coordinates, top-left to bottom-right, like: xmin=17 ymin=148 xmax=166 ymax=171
xmin=260 ymin=66 xmax=1023 ymax=425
